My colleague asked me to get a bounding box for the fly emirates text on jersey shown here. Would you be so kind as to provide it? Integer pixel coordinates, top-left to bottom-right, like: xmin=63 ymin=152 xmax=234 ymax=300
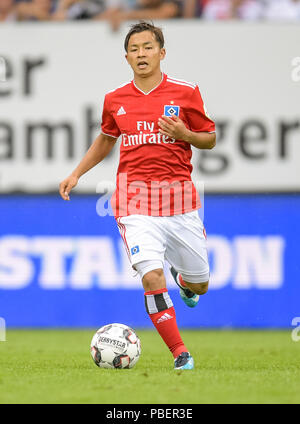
xmin=122 ymin=121 xmax=175 ymax=147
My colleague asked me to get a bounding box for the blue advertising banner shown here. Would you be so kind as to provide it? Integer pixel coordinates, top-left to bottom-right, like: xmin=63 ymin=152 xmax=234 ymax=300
xmin=0 ymin=194 xmax=299 ymax=328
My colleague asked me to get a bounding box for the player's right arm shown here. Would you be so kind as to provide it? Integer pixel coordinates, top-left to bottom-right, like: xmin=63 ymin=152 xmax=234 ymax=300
xmin=59 ymin=133 xmax=117 ymax=200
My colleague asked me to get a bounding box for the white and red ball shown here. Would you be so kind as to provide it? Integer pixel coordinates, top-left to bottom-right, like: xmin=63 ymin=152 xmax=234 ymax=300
xmin=90 ymin=323 xmax=141 ymax=369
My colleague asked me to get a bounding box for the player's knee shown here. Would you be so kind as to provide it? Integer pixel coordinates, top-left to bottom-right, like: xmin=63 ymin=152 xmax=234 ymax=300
xmin=196 ymin=282 xmax=209 ymax=295
xmin=142 ymin=268 xmax=165 ymax=291
xmin=187 ymin=281 xmax=209 ymax=295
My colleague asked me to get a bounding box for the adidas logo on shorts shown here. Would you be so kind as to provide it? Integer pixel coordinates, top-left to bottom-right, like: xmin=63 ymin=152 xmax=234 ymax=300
xmin=157 ymin=313 xmax=173 ymax=324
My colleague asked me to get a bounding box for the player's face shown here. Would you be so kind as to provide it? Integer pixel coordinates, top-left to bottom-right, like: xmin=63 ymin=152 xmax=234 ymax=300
xmin=126 ymin=31 xmax=165 ymax=78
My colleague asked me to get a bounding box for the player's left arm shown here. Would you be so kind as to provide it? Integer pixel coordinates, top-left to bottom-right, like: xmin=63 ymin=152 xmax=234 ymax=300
xmin=158 ymin=115 xmax=216 ymax=150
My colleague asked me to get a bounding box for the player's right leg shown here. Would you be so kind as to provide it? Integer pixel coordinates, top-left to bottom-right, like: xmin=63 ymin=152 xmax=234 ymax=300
xmin=136 ymin=262 xmax=194 ymax=370
xmin=117 ymin=214 xmax=194 ymax=370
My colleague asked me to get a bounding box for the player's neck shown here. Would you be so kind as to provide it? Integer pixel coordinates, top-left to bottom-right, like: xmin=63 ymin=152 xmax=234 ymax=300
xmin=133 ymin=71 xmax=163 ymax=94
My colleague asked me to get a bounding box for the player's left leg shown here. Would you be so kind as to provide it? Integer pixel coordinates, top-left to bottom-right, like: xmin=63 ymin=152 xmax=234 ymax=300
xmin=184 ymin=281 xmax=209 ymax=295
xmin=166 ymin=210 xmax=210 ymax=308
xmin=170 ymin=268 xmax=208 ymax=307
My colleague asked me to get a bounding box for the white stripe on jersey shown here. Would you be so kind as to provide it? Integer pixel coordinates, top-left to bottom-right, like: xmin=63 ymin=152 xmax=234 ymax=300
xmin=101 ymin=131 xmax=119 ymax=139
xmin=167 ymin=76 xmax=196 ymax=89
xmin=133 ymin=72 xmax=164 ymax=95
xmin=107 ymin=81 xmax=131 ymax=94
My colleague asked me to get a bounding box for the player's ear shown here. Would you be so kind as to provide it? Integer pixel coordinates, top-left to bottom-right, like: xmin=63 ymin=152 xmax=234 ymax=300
xmin=160 ymin=48 xmax=166 ymax=61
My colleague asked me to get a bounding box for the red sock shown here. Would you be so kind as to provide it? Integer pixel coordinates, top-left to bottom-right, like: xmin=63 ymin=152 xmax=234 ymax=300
xmin=144 ymin=288 xmax=188 ymax=358
xmin=179 ymin=274 xmax=187 ymax=287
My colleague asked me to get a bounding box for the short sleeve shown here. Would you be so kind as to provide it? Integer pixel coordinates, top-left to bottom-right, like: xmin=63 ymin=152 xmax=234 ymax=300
xmin=101 ymin=94 xmax=121 ymax=138
xmin=185 ymin=86 xmax=215 ymax=133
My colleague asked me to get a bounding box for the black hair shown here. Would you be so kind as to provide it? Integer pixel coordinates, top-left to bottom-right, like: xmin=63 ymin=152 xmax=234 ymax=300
xmin=124 ymin=21 xmax=164 ymax=52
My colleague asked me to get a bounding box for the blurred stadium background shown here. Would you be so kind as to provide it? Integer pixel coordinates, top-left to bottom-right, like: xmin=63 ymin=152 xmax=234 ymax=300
xmin=0 ymin=0 xmax=300 ymax=332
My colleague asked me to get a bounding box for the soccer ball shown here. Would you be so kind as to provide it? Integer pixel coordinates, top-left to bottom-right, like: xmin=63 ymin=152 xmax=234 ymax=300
xmin=90 ymin=323 xmax=141 ymax=369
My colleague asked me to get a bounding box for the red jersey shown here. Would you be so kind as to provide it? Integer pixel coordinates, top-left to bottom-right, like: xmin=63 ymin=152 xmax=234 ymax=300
xmin=101 ymin=73 xmax=215 ymax=218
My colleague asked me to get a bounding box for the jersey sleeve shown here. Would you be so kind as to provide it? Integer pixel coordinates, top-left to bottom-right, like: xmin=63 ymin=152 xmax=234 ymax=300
xmin=101 ymin=94 xmax=121 ymax=138
xmin=185 ymin=85 xmax=215 ymax=133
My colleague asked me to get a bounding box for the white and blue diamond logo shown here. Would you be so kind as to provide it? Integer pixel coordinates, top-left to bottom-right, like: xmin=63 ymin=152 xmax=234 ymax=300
xmin=131 ymin=245 xmax=140 ymax=255
xmin=164 ymin=105 xmax=180 ymax=117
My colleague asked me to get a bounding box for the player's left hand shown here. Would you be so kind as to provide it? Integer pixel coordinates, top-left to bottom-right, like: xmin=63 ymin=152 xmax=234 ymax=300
xmin=158 ymin=115 xmax=189 ymax=141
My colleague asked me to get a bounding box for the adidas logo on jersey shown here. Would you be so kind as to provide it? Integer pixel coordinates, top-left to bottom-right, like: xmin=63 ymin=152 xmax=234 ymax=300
xmin=117 ymin=106 xmax=126 ymax=116
xmin=157 ymin=313 xmax=173 ymax=324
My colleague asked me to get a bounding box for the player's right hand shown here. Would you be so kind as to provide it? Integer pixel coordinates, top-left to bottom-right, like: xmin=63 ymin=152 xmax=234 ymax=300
xmin=59 ymin=174 xmax=78 ymax=201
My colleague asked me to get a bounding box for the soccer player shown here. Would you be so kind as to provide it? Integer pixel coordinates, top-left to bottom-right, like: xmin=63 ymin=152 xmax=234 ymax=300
xmin=59 ymin=21 xmax=216 ymax=370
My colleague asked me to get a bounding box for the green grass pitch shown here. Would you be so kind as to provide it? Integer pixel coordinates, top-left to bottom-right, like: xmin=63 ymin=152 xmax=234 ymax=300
xmin=0 ymin=329 xmax=300 ymax=404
